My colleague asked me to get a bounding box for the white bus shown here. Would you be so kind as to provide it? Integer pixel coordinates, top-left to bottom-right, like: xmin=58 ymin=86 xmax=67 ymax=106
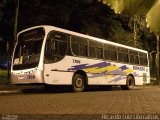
xmin=11 ymin=25 xmax=150 ymax=92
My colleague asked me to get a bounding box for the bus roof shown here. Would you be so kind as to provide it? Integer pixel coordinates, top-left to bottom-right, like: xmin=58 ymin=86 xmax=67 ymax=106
xmin=18 ymin=25 xmax=148 ymax=53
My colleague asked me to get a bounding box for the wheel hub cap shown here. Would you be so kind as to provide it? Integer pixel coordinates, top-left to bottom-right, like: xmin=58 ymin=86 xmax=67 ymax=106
xmin=76 ymin=78 xmax=83 ymax=88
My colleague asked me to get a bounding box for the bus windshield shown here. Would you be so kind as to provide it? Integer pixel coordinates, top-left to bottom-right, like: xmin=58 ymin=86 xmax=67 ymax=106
xmin=13 ymin=28 xmax=45 ymax=70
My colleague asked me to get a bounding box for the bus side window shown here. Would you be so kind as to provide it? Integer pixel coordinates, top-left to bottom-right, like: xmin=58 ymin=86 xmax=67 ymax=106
xmin=104 ymin=49 xmax=111 ymax=60
xmin=117 ymin=47 xmax=129 ymax=63
xmin=89 ymin=46 xmax=96 ymax=58
xmin=45 ymin=40 xmax=52 ymax=56
xmin=51 ymin=41 xmax=55 ymax=51
xmin=89 ymin=40 xmax=102 ymax=59
xmin=129 ymin=50 xmax=139 ymax=65
xmin=129 ymin=54 xmax=134 ymax=64
xmin=104 ymin=44 xmax=117 ymax=61
xmin=79 ymin=44 xmax=87 ymax=57
xmin=59 ymin=41 xmax=67 ymax=56
xmin=72 ymin=42 xmax=79 ymax=55
xmin=135 ymin=55 xmax=139 ymax=65
xmin=71 ymin=35 xmax=88 ymax=57
xmin=111 ymin=50 xmax=117 ymax=61
xmin=144 ymin=58 xmax=148 ymax=66
xmin=139 ymin=52 xmax=148 ymax=66
xmin=96 ymin=47 xmax=103 ymax=59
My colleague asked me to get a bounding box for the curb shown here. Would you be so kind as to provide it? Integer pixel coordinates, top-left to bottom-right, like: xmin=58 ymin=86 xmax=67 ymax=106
xmin=0 ymin=90 xmax=21 ymax=94
xmin=134 ymin=85 xmax=160 ymax=89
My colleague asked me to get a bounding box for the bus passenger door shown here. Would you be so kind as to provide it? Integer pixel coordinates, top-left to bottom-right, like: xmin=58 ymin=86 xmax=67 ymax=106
xmin=43 ymin=31 xmax=68 ymax=84
xmin=44 ymin=63 xmax=52 ymax=84
xmin=43 ymin=39 xmax=56 ymax=84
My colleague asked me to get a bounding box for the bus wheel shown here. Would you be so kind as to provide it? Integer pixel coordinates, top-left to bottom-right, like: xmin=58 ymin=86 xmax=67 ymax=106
xmin=72 ymin=74 xmax=85 ymax=92
xmin=121 ymin=75 xmax=135 ymax=90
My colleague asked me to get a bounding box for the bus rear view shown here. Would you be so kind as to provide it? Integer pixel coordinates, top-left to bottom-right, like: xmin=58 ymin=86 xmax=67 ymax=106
xmin=11 ymin=27 xmax=45 ymax=84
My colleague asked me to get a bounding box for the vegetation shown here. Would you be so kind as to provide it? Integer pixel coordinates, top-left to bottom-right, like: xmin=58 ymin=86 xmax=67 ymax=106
xmin=0 ymin=69 xmax=8 ymax=85
xmin=0 ymin=0 xmax=156 ymax=50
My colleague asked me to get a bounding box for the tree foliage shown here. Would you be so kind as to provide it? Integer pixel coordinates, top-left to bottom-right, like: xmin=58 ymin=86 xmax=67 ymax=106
xmin=0 ymin=0 xmax=157 ymax=55
xmin=0 ymin=0 xmax=16 ymax=54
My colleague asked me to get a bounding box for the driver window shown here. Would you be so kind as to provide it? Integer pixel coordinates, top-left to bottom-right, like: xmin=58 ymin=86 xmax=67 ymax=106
xmin=44 ymin=31 xmax=68 ymax=64
xmin=51 ymin=41 xmax=55 ymax=51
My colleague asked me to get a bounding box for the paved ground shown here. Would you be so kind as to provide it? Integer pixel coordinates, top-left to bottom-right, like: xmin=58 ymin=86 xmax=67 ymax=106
xmin=0 ymin=86 xmax=160 ymax=120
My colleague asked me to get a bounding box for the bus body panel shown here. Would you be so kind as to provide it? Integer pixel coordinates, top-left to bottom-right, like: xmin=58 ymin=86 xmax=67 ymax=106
xmin=43 ymin=56 xmax=149 ymax=85
xmin=44 ymin=60 xmax=73 ymax=85
xmin=11 ymin=68 xmax=44 ymax=84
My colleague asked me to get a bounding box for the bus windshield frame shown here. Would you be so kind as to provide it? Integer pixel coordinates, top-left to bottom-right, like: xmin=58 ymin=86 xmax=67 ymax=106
xmin=13 ymin=27 xmax=45 ymax=70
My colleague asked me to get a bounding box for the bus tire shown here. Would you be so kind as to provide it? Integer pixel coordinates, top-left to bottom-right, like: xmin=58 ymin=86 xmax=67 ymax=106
xmin=72 ymin=74 xmax=85 ymax=92
xmin=121 ymin=75 xmax=135 ymax=90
